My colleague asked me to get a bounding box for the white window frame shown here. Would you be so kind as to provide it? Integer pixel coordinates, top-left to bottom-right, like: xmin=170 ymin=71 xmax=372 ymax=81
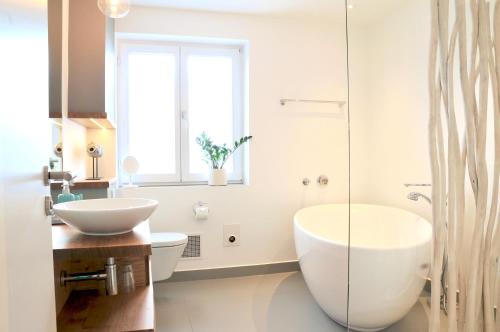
xmin=117 ymin=39 xmax=245 ymax=186
xmin=180 ymin=45 xmax=243 ymax=182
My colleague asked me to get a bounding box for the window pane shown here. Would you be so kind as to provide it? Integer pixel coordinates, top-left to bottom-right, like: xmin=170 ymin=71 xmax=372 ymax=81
xmin=187 ymin=54 xmax=235 ymax=174
xmin=128 ymin=51 xmax=176 ymax=174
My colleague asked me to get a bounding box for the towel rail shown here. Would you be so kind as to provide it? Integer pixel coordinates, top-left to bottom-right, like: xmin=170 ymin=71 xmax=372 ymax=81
xmin=280 ymin=99 xmax=346 ymax=106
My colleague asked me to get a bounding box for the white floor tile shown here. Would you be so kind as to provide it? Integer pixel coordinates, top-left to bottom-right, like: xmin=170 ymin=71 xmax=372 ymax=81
xmin=154 ymin=271 xmax=431 ymax=332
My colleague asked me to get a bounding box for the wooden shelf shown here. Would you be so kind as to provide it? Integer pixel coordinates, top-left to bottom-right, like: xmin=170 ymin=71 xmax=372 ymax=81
xmin=52 ymin=222 xmax=154 ymax=330
xmin=68 ymin=112 xmax=115 ymax=129
xmin=57 ymin=287 xmax=154 ymax=332
xmin=50 ymin=178 xmax=116 ymax=190
xmin=52 ymin=222 xmax=152 ymax=260
xmin=49 ymin=111 xmax=63 ymax=118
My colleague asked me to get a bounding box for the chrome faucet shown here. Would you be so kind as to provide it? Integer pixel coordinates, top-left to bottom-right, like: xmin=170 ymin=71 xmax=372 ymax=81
xmin=407 ymin=192 xmax=432 ymax=204
xmin=43 ymin=166 xmax=76 ymax=185
xmin=404 ymin=183 xmax=432 ymax=204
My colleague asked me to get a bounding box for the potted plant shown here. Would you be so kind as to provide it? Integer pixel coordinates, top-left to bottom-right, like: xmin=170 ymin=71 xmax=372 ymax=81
xmin=196 ymin=132 xmax=253 ymax=186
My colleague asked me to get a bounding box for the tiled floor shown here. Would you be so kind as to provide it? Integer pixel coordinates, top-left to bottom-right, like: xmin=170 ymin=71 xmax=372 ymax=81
xmin=154 ymin=271 xmax=436 ymax=332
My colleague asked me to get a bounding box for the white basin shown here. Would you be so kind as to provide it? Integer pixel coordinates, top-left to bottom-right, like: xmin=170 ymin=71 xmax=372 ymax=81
xmin=53 ymin=198 xmax=159 ymax=235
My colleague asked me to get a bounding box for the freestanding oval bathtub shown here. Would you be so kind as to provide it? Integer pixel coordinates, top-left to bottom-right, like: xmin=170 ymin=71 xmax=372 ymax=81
xmin=294 ymin=204 xmax=432 ymax=331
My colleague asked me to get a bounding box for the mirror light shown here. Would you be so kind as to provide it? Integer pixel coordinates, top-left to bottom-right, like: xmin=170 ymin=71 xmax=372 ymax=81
xmin=97 ymin=0 xmax=130 ymax=18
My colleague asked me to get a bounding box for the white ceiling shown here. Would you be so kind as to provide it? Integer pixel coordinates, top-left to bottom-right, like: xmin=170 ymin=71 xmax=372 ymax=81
xmin=131 ymin=0 xmax=413 ymax=24
xmin=132 ymin=0 xmax=342 ymax=17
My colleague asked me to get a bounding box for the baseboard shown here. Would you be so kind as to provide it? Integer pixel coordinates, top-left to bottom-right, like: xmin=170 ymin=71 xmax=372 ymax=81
xmin=163 ymin=261 xmax=301 ymax=283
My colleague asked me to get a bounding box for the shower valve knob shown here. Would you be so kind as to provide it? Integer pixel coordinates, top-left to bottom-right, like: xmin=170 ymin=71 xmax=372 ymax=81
xmin=317 ymin=175 xmax=329 ymax=186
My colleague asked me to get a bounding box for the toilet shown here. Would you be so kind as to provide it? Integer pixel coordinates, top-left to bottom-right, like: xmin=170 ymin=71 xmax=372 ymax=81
xmin=151 ymin=232 xmax=188 ymax=282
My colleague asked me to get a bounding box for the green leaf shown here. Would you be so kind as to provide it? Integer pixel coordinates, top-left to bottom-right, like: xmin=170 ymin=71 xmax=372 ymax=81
xmin=195 ymin=132 xmax=253 ymax=169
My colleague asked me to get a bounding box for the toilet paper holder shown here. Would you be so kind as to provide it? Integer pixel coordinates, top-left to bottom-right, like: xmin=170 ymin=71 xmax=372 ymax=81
xmin=193 ymin=201 xmax=209 ymax=220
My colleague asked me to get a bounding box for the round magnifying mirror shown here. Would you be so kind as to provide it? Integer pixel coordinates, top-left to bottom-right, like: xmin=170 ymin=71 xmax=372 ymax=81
xmin=122 ymin=156 xmax=139 ymax=187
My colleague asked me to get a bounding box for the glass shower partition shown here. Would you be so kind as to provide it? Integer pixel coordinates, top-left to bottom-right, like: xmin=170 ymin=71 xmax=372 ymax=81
xmin=346 ymin=1 xmax=433 ymax=331
xmin=282 ymin=2 xmax=352 ymax=331
xmin=347 ymin=1 xmax=499 ymax=331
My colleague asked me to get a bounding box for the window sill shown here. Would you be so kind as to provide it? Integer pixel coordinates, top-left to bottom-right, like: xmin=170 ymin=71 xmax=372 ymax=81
xmin=120 ymin=180 xmax=245 ymax=188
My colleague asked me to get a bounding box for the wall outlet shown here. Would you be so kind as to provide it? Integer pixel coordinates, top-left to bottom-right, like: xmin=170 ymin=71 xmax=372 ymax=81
xmin=223 ymin=224 xmax=240 ymax=247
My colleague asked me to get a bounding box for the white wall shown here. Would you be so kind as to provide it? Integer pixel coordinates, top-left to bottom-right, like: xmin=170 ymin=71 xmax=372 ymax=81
xmin=115 ymin=7 xmax=350 ymax=270
xmin=349 ymin=2 xmax=500 ymax=292
xmin=349 ymin=1 xmax=432 ymax=221
xmin=349 ymin=0 xmax=498 ymax=240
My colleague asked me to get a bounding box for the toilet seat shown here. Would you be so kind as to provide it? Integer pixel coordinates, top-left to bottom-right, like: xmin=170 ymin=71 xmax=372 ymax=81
xmin=151 ymin=232 xmax=188 ymax=248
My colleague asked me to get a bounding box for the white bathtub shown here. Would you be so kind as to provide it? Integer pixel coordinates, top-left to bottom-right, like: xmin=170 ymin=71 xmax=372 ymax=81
xmin=294 ymin=204 xmax=432 ymax=331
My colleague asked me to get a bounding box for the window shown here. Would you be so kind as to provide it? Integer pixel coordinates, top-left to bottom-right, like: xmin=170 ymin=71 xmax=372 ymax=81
xmin=117 ymin=40 xmax=245 ymax=185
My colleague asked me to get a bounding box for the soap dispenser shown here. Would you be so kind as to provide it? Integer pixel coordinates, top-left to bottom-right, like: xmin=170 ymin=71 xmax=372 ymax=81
xmin=57 ymin=180 xmax=76 ymax=203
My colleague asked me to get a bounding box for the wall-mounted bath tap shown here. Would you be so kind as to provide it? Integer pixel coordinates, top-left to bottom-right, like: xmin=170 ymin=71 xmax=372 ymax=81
xmin=407 ymin=192 xmax=432 ymax=204
xmin=317 ymin=175 xmax=329 ymax=186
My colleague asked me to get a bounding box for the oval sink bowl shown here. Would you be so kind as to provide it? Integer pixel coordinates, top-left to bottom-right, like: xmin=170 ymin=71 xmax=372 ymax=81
xmin=53 ymin=198 xmax=159 ymax=236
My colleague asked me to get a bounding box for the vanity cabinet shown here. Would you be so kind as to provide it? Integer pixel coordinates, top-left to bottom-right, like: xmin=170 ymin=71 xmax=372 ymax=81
xmin=67 ymin=0 xmax=116 ymax=128
xmin=52 ymin=222 xmax=155 ymax=331
xmin=48 ymin=0 xmax=116 ymax=126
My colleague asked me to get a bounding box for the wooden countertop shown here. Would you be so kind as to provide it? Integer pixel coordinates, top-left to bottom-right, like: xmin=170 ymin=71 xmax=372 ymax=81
xmin=52 ymin=222 xmax=152 ymax=260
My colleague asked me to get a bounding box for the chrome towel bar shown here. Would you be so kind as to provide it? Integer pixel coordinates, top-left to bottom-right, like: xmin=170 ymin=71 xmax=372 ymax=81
xmin=280 ymin=98 xmax=346 ymax=107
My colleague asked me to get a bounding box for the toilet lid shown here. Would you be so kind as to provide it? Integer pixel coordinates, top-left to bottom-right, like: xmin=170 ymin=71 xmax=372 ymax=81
xmin=151 ymin=232 xmax=188 ymax=247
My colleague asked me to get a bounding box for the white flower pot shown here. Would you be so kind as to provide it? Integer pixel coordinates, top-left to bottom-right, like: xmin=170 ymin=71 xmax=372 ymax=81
xmin=208 ymin=169 xmax=228 ymax=186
